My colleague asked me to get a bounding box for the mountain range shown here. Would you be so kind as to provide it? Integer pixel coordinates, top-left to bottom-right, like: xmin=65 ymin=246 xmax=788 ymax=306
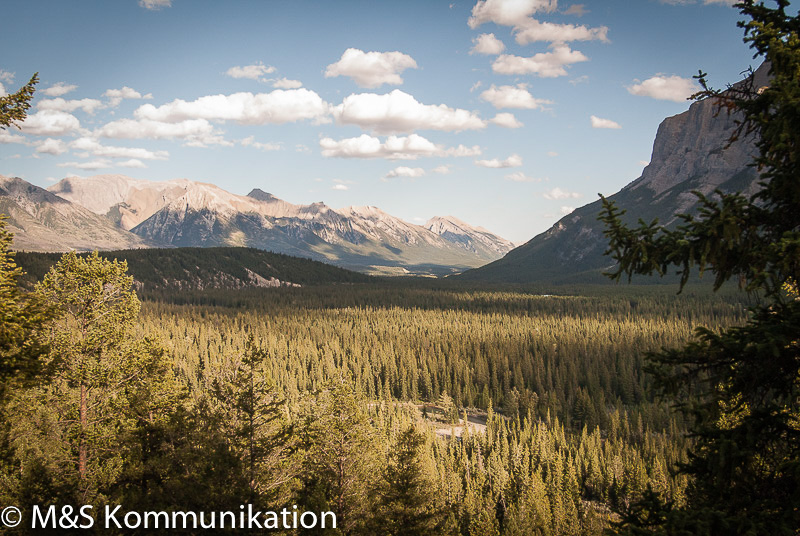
xmin=459 ymin=64 xmax=767 ymax=284
xmin=1 ymin=173 xmax=514 ymax=276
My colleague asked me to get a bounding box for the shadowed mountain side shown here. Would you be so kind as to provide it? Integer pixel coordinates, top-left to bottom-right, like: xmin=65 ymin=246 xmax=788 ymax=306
xmin=15 ymin=246 xmax=372 ymax=291
xmin=459 ymin=64 xmax=767 ymax=284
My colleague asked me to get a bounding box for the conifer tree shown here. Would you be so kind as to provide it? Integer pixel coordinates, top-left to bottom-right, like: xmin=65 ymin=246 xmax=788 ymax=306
xmin=601 ymin=1 xmax=800 ymax=533
xmin=8 ymin=251 xmax=172 ymax=503
xmin=376 ymin=425 xmax=443 ymax=536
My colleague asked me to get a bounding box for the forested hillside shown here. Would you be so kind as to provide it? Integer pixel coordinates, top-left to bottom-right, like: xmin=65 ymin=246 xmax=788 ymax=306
xmin=0 ymin=238 xmax=751 ymax=534
xmin=15 ymin=247 xmax=371 ymax=291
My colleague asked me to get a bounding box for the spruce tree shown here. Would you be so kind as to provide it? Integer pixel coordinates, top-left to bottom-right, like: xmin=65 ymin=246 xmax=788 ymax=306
xmin=376 ymin=426 xmax=443 ymax=536
xmin=601 ymin=1 xmax=800 ymax=533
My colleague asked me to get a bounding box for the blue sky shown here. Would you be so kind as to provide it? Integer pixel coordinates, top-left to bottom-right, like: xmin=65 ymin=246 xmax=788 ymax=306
xmin=0 ymin=0 xmax=759 ymax=243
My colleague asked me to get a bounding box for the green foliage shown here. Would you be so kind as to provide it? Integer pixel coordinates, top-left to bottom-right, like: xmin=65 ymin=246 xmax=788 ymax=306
xmin=5 ymin=251 xmax=177 ymax=504
xmin=600 ymin=2 xmax=800 ymax=534
xmin=0 ymin=73 xmax=37 ymax=129
xmin=208 ymin=336 xmax=298 ymax=505
xmin=376 ymin=425 xmax=444 ymax=535
xmin=0 ymin=217 xmax=52 ymax=398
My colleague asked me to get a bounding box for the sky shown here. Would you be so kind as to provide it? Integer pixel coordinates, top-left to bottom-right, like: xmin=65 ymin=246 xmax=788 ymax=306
xmin=0 ymin=0 xmax=761 ymax=243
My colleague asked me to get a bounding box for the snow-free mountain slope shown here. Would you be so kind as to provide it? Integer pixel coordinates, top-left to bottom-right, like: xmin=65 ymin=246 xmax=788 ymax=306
xmin=0 ymin=175 xmax=154 ymax=252
xmin=460 ymin=64 xmax=767 ymax=283
xmin=42 ymin=174 xmax=514 ymax=275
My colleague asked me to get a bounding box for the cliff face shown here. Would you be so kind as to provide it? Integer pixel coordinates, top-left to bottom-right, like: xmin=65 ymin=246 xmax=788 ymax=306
xmin=460 ymin=64 xmax=766 ymax=283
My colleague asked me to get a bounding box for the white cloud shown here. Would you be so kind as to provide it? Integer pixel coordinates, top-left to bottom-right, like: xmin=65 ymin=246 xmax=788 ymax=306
xmin=492 ymin=44 xmax=588 ymax=77
xmin=97 ymin=118 xmax=229 ymax=147
xmin=225 ymin=62 xmax=276 ymax=81
xmin=543 ymin=187 xmax=581 ymax=199
xmin=20 ymin=110 xmax=81 ymax=136
xmin=639 ymin=160 xmax=651 ymax=167
xmin=470 ymin=33 xmax=506 ymax=55
xmin=0 ymin=70 xmax=13 ymax=84
xmin=332 ymin=184 xmax=349 ymax=191
xmin=480 ymin=83 xmax=550 ymax=109
xmin=241 ymin=136 xmax=282 ymax=151
xmin=506 ymin=171 xmax=543 ymax=182
xmin=470 ymin=81 xmax=483 ymax=92
xmin=564 ymin=4 xmax=588 ymax=16
xmin=475 ymin=153 xmax=522 ymax=168
xmin=272 ymin=78 xmax=303 ymax=89
xmin=135 ymin=89 xmax=330 ymax=125
xmin=386 ymin=166 xmax=426 ymax=178
xmin=432 ymin=165 xmax=452 ymax=174
xmin=590 ymin=115 xmax=621 ymax=129
xmin=118 ymin=159 xmax=147 ymax=168
xmin=139 ymin=0 xmax=171 ymax=10
xmin=320 ymin=133 xmax=481 ymax=160
xmin=0 ymin=82 xmax=5 ymax=97
xmin=547 ymin=150 xmax=558 ymax=157
xmin=104 ymin=86 xmax=153 ymax=107
xmin=560 ymin=206 xmax=576 ymax=215
xmin=513 ymin=19 xmax=608 ymax=44
xmin=325 ymin=48 xmax=418 ymax=88
xmin=627 ymin=75 xmax=699 ymax=102
xmin=41 ymin=82 xmax=78 ymax=97
xmin=38 ymin=98 xmax=103 ymax=114
xmin=35 ymin=138 xmax=68 ymax=155
xmin=57 ymin=159 xmax=111 ymax=170
xmin=490 ymin=112 xmax=524 ymax=128
xmin=468 ymin=0 xmax=557 ymax=29
xmin=70 ymin=137 xmax=169 ymax=160
xmin=332 ymin=89 xmax=486 ymax=134
xmin=0 ymin=130 xmax=27 ymax=144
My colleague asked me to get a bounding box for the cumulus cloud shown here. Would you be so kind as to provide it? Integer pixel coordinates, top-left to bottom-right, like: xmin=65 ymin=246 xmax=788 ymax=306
xmin=332 ymin=89 xmax=486 ymax=134
xmin=70 ymin=137 xmax=169 ymax=160
xmin=513 ymin=19 xmax=608 ymax=44
xmin=433 ymin=165 xmax=452 ymax=174
xmin=475 ymin=153 xmax=522 ymax=168
xmin=480 ymin=83 xmax=550 ymax=109
xmin=325 ymin=48 xmax=418 ymax=88
xmin=20 ymin=110 xmax=81 ymax=136
xmin=0 ymin=130 xmax=26 ymax=144
xmin=104 ymin=86 xmax=153 ymax=108
xmin=38 ymin=98 xmax=103 ymax=115
xmin=492 ymin=44 xmax=588 ymax=77
xmin=560 ymin=206 xmax=576 ymax=215
xmin=0 ymin=70 xmax=13 ymax=84
xmin=468 ymin=0 xmax=557 ymax=29
xmin=35 ymin=138 xmax=68 ymax=155
xmin=386 ymin=166 xmax=426 ymax=178
xmin=590 ymin=115 xmax=621 ymax=129
xmin=627 ymin=75 xmax=699 ymax=102
xmin=470 ymin=33 xmax=506 ymax=55
xmin=139 ymin=0 xmax=171 ymax=10
xmin=564 ymin=4 xmax=588 ymax=16
xmin=320 ymin=133 xmax=481 ymax=160
xmin=490 ymin=112 xmax=523 ymax=128
xmin=57 ymin=160 xmax=111 ymax=170
xmin=225 ymin=62 xmax=276 ymax=81
xmin=97 ymin=117 xmax=229 ymax=147
xmin=241 ymin=136 xmax=282 ymax=151
xmin=543 ymin=187 xmax=581 ymax=199
xmin=41 ymin=82 xmax=78 ymax=97
xmin=506 ymin=171 xmax=543 ymax=182
xmin=272 ymin=78 xmax=303 ymax=89
xmin=134 ymin=89 xmax=330 ymax=125
xmin=332 ymin=184 xmax=349 ymax=191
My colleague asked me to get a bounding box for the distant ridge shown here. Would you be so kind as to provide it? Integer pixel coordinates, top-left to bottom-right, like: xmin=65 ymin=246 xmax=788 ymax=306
xmin=43 ymin=174 xmax=514 ymax=276
xmin=15 ymin=247 xmax=371 ymax=292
